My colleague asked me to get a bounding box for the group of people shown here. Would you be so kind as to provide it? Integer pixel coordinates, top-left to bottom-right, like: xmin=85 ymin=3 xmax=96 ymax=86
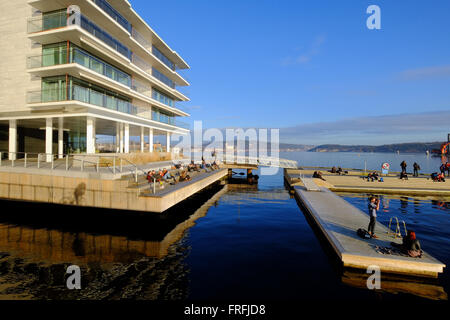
xmin=399 ymin=161 xmax=421 ymax=179
xmin=366 ymin=196 xmax=422 ymax=257
xmin=366 ymin=171 xmax=380 ymax=182
xmin=330 ymin=166 xmax=347 ymax=175
xmin=146 ymin=159 xmax=221 ymax=188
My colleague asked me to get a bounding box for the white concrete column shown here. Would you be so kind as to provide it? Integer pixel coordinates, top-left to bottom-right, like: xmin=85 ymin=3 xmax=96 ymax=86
xmin=116 ymin=122 xmax=120 ymax=153
xmin=124 ymin=123 xmax=129 ymax=153
xmin=140 ymin=127 xmax=145 ymax=152
xmin=86 ymin=117 xmax=95 ymax=154
xmin=45 ymin=118 xmax=53 ymax=162
xmin=58 ymin=117 xmax=64 ymax=159
xmin=166 ymin=132 xmax=171 ymax=153
xmin=8 ymin=119 xmax=17 ymax=161
xmin=119 ymin=123 xmax=124 ymax=153
xmin=148 ymin=128 xmax=153 ymax=152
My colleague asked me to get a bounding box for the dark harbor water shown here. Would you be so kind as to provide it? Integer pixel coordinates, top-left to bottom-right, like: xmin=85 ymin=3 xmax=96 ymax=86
xmin=0 ymin=152 xmax=448 ymax=301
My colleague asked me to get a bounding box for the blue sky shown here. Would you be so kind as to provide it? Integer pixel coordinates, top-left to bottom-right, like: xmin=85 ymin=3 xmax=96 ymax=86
xmin=132 ymin=0 xmax=450 ymax=145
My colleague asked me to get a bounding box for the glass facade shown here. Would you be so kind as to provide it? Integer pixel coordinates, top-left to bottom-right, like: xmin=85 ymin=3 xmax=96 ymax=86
xmin=41 ymin=10 xmax=132 ymax=59
xmin=152 ymin=107 xmax=175 ymax=126
xmin=152 ymin=89 xmax=174 ymax=107
xmin=152 ymin=45 xmax=175 ymax=70
xmin=152 ymin=67 xmax=175 ymax=88
xmin=40 ymin=76 xmax=138 ymax=116
xmin=40 ymin=42 xmax=132 ymax=87
xmin=92 ymin=0 xmax=132 ymax=33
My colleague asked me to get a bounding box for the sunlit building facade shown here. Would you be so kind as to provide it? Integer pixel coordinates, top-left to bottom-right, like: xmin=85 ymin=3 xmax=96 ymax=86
xmin=0 ymin=0 xmax=190 ymax=160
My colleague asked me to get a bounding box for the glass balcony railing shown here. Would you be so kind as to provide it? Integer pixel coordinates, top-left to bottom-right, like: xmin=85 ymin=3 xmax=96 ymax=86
xmin=27 ymin=11 xmax=132 ymax=60
xmin=152 ymin=67 xmax=175 ymax=89
xmin=26 ymin=87 xmax=188 ymax=129
xmin=27 ymin=48 xmax=132 ymax=87
xmin=27 ymin=86 xmax=143 ymax=118
xmin=152 ymin=89 xmax=174 ymax=107
xmin=152 ymin=45 xmax=176 ymax=71
xmin=92 ymin=0 xmax=132 ymax=33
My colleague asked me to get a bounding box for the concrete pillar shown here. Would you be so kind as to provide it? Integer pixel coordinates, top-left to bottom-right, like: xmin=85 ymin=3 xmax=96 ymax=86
xmin=8 ymin=119 xmax=17 ymax=160
xmin=116 ymin=122 xmax=120 ymax=153
xmin=124 ymin=123 xmax=129 ymax=153
xmin=119 ymin=123 xmax=124 ymax=153
xmin=58 ymin=117 xmax=64 ymax=158
xmin=45 ymin=118 xmax=53 ymax=162
xmin=86 ymin=117 xmax=95 ymax=154
xmin=166 ymin=132 xmax=171 ymax=152
xmin=140 ymin=126 xmax=144 ymax=152
xmin=148 ymin=128 xmax=153 ymax=152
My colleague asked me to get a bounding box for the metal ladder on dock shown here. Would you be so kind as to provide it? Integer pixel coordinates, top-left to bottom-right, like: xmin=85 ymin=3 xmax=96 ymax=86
xmin=387 ymin=217 xmax=407 ymax=238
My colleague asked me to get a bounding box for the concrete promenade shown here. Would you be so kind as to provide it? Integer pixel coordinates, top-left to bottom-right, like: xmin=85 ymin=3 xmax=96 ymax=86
xmin=0 ymin=167 xmax=228 ymax=213
xmin=286 ymin=168 xmax=450 ymax=197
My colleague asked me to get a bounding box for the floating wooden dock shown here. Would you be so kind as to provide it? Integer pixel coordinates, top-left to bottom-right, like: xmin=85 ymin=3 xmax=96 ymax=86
xmin=285 ymin=170 xmax=446 ymax=278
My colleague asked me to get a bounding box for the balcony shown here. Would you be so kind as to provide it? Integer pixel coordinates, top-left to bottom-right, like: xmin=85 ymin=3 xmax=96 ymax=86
xmin=27 ymin=47 xmax=132 ymax=88
xmin=27 ymin=10 xmax=132 ymax=60
xmin=26 ymin=86 xmax=189 ymax=130
xmin=92 ymin=0 xmax=132 ymax=33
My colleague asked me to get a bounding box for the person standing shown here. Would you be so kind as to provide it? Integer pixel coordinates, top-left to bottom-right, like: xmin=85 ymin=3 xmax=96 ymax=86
xmin=413 ymin=162 xmax=420 ymax=177
xmin=400 ymin=161 xmax=407 ymax=174
xmin=368 ymin=196 xmax=380 ymax=238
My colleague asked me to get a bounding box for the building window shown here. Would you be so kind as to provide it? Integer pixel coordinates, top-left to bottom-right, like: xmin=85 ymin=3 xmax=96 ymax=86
xmin=152 ymin=89 xmax=174 ymax=107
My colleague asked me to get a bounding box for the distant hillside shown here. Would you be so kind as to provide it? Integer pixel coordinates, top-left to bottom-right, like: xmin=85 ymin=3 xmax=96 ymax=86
xmin=309 ymin=142 xmax=444 ymax=153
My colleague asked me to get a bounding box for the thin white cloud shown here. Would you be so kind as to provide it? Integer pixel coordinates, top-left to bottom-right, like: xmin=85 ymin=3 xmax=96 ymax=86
xmin=398 ymin=65 xmax=450 ymax=81
xmin=280 ymin=110 xmax=450 ymax=145
xmin=282 ymin=34 xmax=326 ymax=66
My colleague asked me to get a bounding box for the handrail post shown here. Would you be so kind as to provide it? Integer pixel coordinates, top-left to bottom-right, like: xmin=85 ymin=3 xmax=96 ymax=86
xmin=66 ymin=154 xmax=69 ymax=171
xmin=24 ymin=153 xmax=27 ymax=168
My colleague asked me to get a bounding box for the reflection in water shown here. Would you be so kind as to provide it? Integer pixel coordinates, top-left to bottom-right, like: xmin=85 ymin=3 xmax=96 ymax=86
xmin=0 ymin=183 xmax=227 ymax=300
xmin=342 ymin=269 xmax=448 ymax=301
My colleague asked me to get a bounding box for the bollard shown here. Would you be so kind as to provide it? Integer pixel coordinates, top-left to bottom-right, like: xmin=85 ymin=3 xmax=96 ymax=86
xmin=81 ymin=159 xmax=84 ymax=171
xmin=0 ymin=152 xmax=2 ymax=166
xmin=66 ymin=155 xmax=69 ymax=171
xmin=24 ymin=153 xmax=27 ymax=168
xmin=120 ymin=159 xmax=122 ymax=173
xmin=135 ymin=167 xmax=138 ymax=183
xmin=97 ymin=158 xmax=99 ymax=173
xmin=153 ymin=177 xmax=156 ymax=194
xmin=11 ymin=153 xmax=15 ymax=167
xmin=37 ymin=154 xmax=40 ymax=169
xmin=51 ymin=156 xmax=54 ymax=170
xmin=113 ymin=157 xmax=116 ymax=174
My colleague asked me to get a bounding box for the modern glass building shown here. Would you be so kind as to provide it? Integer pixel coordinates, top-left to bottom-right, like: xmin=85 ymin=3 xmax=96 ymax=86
xmin=0 ymin=0 xmax=190 ymax=159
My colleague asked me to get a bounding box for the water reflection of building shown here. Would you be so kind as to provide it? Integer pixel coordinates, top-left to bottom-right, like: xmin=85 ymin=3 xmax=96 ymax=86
xmin=0 ymin=185 xmax=227 ymax=264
